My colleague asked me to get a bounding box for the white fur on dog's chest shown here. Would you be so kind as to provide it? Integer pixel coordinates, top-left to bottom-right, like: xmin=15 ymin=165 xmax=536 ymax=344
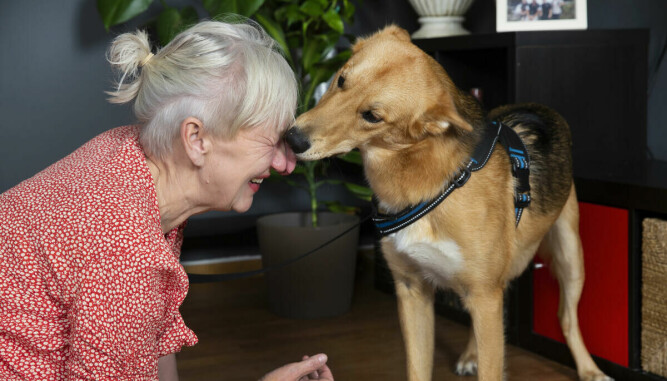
xmin=388 ymin=224 xmax=464 ymax=286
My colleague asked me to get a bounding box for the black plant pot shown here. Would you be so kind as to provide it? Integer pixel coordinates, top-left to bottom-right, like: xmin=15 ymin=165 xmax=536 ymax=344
xmin=257 ymin=212 xmax=360 ymax=319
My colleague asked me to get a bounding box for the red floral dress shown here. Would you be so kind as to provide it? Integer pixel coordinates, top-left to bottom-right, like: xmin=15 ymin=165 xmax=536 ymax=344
xmin=0 ymin=126 xmax=198 ymax=380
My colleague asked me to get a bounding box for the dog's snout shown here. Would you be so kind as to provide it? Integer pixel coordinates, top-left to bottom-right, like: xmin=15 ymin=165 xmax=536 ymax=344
xmin=284 ymin=127 xmax=311 ymax=154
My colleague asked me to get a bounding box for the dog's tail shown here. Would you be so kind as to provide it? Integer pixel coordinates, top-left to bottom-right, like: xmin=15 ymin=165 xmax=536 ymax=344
xmin=488 ymin=103 xmax=573 ymax=214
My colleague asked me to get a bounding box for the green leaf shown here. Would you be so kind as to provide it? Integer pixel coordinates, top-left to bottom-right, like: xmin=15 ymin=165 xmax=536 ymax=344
xmin=337 ymin=150 xmax=362 ymax=165
xmin=344 ymin=182 xmax=373 ymax=201
xmin=180 ymin=6 xmax=200 ymax=28
xmin=155 ymin=6 xmax=200 ymax=46
xmin=322 ymin=8 xmax=344 ymax=33
xmin=255 ymin=12 xmax=293 ymax=66
xmin=203 ymin=0 xmax=266 ymax=18
xmin=274 ymin=3 xmax=301 ymax=24
xmin=302 ymin=50 xmax=350 ymax=108
xmin=202 ymin=0 xmax=219 ymax=15
xmin=341 ymin=0 xmax=356 ymax=21
xmin=324 ymin=201 xmax=359 ymax=214
xmin=301 ymin=37 xmax=329 ymax=71
xmin=316 ymin=50 xmax=351 ymax=72
xmin=241 ymin=0 xmax=267 ymax=17
xmin=301 ymin=73 xmax=326 ymax=110
xmin=291 ymin=165 xmax=308 ymax=175
xmin=320 ymin=31 xmax=340 ymax=47
xmin=300 ymin=0 xmax=325 ymax=17
xmin=156 ymin=8 xmax=182 ymax=46
xmin=97 ymin=0 xmax=153 ymax=30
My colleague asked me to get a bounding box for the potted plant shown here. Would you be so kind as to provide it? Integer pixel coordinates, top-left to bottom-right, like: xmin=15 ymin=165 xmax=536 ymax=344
xmin=98 ymin=0 xmax=371 ymax=318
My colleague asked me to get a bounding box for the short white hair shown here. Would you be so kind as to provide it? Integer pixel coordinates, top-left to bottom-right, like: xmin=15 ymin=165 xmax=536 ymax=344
xmin=106 ymin=19 xmax=298 ymax=158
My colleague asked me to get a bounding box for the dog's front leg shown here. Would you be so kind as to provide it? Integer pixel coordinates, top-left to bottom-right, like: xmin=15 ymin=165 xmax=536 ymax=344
xmin=394 ymin=274 xmax=435 ymax=381
xmin=382 ymin=240 xmax=436 ymax=381
xmin=464 ymin=288 xmax=505 ymax=381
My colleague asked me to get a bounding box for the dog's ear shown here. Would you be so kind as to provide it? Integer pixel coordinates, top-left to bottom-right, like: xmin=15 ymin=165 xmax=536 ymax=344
xmin=352 ymin=36 xmax=367 ymax=54
xmin=354 ymin=25 xmax=411 ymax=53
xmin=380 ymin=25 xmax=411 ymax=42
xmin=409 ymin=104 xmax=473 ymax=138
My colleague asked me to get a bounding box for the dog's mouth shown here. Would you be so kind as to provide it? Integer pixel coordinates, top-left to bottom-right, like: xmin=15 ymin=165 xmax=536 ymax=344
xmin=286 ymin=127 xmax=359 ymax=161
xmin=295 ymin=151 xmax=322 ymax=161
xmin=296 ymin=146 xmax=354 ymax=162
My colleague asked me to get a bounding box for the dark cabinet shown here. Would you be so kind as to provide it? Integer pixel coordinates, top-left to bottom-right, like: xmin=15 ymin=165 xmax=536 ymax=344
xmin=413 ymin=29 xmax=649 ymax=179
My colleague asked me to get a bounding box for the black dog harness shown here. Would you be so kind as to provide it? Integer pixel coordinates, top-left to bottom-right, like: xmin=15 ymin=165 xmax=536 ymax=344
xmin=372 ymin=121 xmax=531 ymax=236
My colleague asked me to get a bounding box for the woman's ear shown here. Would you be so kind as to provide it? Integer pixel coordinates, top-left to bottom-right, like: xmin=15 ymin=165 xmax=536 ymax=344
xmin=180 ymin=117 xmax=208 ymax=166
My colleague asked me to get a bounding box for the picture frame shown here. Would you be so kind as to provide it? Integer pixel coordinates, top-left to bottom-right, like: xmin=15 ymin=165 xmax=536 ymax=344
xmin=496 ymin=0 xmax=588 ymax=32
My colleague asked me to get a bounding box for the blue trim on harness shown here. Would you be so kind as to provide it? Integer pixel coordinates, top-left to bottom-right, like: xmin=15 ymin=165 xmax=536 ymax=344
xmin=372 ymin=120 xmax=531 ymax=237
xmin=374 ymin=202 xmax=427 ymax=228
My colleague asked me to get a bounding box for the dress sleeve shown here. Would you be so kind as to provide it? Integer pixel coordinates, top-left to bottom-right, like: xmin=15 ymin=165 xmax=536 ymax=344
xmin=63 ymin=229 xmax=195 ymax=381
xmin=64 ymin=254 xmax=164 ymax=380
xmin=156 ymin=222 xmax=198 ymax=357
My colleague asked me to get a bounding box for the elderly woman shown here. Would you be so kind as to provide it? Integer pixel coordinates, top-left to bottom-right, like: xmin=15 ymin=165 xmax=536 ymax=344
xmin=0 ymin=20 xmax=333 ymax=380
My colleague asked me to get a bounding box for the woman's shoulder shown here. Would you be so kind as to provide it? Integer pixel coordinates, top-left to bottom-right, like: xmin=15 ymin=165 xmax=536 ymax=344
xmin=73 ymin=125 xmax=141 ymax=160
xmin=1 ymin=125 xmax=157 ymax=234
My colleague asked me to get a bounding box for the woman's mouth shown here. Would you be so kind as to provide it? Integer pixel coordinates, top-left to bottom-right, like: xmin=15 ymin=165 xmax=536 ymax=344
xmin=249 ymin=177 xmax=264 ymax=192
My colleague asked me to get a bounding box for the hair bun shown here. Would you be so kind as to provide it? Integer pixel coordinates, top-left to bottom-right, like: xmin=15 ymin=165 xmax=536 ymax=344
xmin=106 ymin=30 xmax=153 ymax=104
xmin=139 ymin=52 xmax=154 ymax=67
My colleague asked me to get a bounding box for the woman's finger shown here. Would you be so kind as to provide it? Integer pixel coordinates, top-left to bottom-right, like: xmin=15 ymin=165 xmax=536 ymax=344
xmin=293 ymin=354 xmax=328 ymax=379
xmin=301 ymin=355 xmax=319 ymax=379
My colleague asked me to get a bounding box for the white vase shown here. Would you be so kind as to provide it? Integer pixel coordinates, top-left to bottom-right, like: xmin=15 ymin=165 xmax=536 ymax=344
xmin=408 ymin=0 xmax=476 ymax=38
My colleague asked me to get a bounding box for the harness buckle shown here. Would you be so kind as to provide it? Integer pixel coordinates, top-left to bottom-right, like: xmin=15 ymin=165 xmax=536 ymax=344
xmin=515 ymin=192 xmax=532 ymax=208
xmin=453 ymin=167 xmax=471 ymax=188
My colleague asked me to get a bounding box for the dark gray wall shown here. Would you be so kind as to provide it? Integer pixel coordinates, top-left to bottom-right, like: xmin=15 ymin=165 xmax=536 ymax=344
xmin=1 ymin=0 xmax=665 ymax=214
xmin=0 ymin=1 xmax=132 ymax=193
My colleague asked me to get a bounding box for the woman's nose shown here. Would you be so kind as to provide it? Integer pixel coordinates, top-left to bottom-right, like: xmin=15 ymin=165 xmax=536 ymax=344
xmin=272 ymin=140 xmax=297 ymax=175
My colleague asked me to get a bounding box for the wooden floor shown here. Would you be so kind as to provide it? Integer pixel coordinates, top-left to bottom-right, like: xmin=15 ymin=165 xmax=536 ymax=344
xmin=177 ymin=251 xmax=579 ymax=380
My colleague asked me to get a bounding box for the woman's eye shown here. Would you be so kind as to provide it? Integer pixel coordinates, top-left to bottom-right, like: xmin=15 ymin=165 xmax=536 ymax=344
xmin=337 ymin=75 xmax=345 ymax=88
xmin=361 ymin=110 xmax=382 ymax=123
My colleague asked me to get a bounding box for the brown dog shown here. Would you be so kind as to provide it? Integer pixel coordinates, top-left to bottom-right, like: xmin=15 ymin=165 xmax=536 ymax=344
xmin=285 ymin=26 xmax=612 ymax=381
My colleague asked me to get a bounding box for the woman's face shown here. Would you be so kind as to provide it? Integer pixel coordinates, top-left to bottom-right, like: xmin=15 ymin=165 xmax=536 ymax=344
xmin=203 ymin=126 xmax=296 ymax=213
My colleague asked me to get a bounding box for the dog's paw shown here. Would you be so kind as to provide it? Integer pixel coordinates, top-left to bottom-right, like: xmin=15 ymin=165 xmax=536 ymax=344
xmin=579 ymin=371 xmax=614 ymax=381
xmin=454 ymin=357 xmax=478 ymax=376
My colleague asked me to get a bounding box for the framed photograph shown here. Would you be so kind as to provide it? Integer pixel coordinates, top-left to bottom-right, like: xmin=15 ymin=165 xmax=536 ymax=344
xmin=496 ymin=0 xmax=587 ymax=32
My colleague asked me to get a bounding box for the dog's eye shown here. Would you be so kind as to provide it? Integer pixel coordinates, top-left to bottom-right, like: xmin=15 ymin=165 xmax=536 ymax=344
xmin=362 ymin=110 xmax=382 ymax=123
xmin=337 ymin=75 xmax=345 ymax=88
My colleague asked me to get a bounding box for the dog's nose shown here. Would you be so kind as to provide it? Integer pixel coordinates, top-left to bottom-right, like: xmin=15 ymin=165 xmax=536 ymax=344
xmin=284 ymin=127 xmax=311 ymax=154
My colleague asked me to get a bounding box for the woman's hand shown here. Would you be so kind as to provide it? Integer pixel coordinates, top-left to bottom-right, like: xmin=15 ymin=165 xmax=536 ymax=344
xmin=260 ymin=354 xmax=333 ymax=381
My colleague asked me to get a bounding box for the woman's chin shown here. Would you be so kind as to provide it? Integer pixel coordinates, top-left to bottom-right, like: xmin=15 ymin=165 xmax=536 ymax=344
xmin=231 ymin=198 xmax=253 ymax=214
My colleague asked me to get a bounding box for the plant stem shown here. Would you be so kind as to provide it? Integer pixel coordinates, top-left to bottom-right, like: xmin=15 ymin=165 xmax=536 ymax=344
xmin=310 ymin=184 xmax=318 ymax=228
xmin=304 ymin=161 xmax=318 ymax=227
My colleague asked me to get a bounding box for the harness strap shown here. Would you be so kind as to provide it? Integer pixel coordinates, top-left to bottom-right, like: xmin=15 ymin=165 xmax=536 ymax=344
xmin=495 ymin=121 xmax=532 ymax=225
xmin=373 ymin=121 xmax=531 ymax=236
xmin=372 ymin=167 xmax=471 ymax=235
